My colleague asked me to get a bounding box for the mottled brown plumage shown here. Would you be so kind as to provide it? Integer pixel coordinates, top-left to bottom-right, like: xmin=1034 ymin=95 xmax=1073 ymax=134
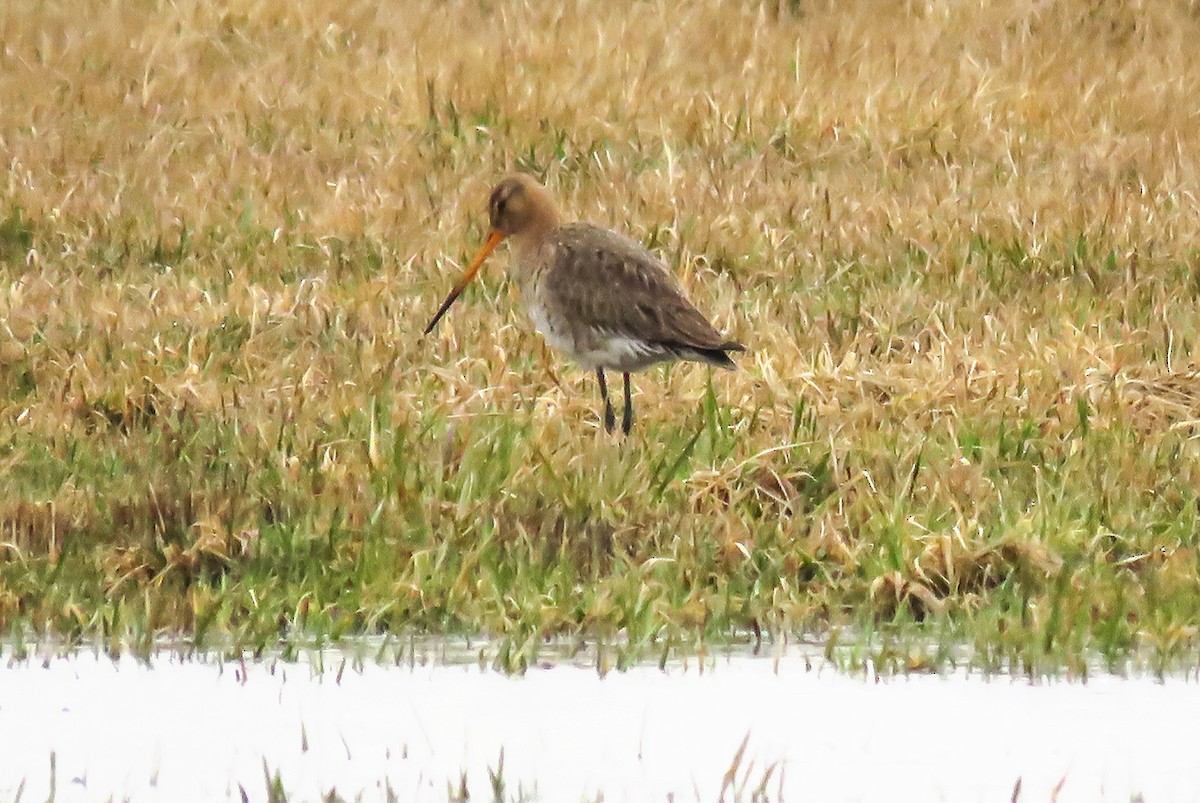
xmin=424 ymin=173 xmax=744 ymax=433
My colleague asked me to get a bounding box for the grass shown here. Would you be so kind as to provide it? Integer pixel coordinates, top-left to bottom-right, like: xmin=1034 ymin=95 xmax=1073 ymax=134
xmin=15 ymin=746 xmax=778 ymax=803
xmin=2 ymin=0 xmax=1200 ymax=673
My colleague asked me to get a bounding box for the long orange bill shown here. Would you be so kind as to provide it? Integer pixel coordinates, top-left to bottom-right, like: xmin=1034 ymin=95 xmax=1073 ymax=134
xmin=423 ymin=229 xmax=506 ymax=335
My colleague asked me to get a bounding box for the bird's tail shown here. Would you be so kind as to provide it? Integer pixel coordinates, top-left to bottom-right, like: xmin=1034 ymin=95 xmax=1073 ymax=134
xmin=675 ymin=340 xmax=746 ymax=370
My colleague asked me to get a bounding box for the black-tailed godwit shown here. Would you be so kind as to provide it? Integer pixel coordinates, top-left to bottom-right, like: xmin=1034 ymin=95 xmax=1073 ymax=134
xmin=424 ymin=174 xmax=744 ymax=433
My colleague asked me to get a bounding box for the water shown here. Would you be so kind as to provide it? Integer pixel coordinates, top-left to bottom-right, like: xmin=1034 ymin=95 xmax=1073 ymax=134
xmin=2 ymin=644 xmax=1198 ymax=802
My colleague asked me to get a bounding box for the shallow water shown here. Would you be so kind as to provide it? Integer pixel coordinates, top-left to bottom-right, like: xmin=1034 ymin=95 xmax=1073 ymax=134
xmin=2 ymin=644 xmax=1198 ymax=802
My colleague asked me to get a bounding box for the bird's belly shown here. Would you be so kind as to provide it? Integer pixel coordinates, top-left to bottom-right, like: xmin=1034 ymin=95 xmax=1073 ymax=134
xmin=580 ymin=336 xmax=668 ymax=372
xmin=526 ymin=302 xmax=666 ymax=371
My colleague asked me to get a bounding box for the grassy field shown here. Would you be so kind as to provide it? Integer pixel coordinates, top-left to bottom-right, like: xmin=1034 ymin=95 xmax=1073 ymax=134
xmin=2 ymin=0 xmax=1200 ymax=673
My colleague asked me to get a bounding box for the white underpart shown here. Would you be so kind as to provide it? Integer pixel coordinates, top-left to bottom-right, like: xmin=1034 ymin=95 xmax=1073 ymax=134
xmin=527 ymin=302 xmax=575 ymax=355
xmin=578 ymin=334 xmax=661 ymax=370
xmin=528 ymin=303 xmax=661 ymax=370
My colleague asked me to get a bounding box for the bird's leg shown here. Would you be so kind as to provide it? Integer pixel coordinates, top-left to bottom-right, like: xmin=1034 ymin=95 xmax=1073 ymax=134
xmin=596 ymin=368 xmax=616 ymax=433
xmin=622 ymin=372 xmax=634 ymax=435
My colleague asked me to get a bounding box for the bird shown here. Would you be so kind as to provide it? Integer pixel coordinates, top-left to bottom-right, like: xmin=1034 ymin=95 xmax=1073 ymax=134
xmin=423 ymin=173 xmax=744 ymax=434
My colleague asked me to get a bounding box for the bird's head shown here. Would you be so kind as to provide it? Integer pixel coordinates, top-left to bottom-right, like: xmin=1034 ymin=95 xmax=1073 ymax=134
xmin=423 ymin=173 xmax=559 ymax=335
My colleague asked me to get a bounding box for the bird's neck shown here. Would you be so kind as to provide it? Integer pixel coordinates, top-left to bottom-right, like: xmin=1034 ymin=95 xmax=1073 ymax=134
xmin=509 ymin=222 xmax=558 ymax=291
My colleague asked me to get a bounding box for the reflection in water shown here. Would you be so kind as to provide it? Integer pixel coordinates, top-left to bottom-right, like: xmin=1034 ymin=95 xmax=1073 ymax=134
xmin=0 ymin=643 xmax=1196 ymax=801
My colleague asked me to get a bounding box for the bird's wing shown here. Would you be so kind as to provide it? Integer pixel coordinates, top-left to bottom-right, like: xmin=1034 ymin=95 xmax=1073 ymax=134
xmin=544 ymin=224 xmax=738 ymax=352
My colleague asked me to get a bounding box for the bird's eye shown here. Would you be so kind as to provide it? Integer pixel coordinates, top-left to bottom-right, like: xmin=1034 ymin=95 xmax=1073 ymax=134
xmin=496 ymin=197 xmax=507 ymax=215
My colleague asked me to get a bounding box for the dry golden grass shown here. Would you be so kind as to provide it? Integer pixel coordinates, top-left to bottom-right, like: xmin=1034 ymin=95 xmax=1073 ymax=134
xmin=2 ymin=0 xmax=1200 ymax=670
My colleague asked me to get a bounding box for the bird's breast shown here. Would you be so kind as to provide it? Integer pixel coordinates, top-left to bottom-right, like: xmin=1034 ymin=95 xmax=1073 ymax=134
xmin=526 ymin=297 xmax=577 ymax=357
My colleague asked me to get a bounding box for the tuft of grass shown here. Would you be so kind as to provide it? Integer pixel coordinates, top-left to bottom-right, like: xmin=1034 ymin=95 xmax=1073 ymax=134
xmin=2 ymin=0 xmax=1200 ymax=672
xmin=0 ymin=206 xmax=34 ymax=264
